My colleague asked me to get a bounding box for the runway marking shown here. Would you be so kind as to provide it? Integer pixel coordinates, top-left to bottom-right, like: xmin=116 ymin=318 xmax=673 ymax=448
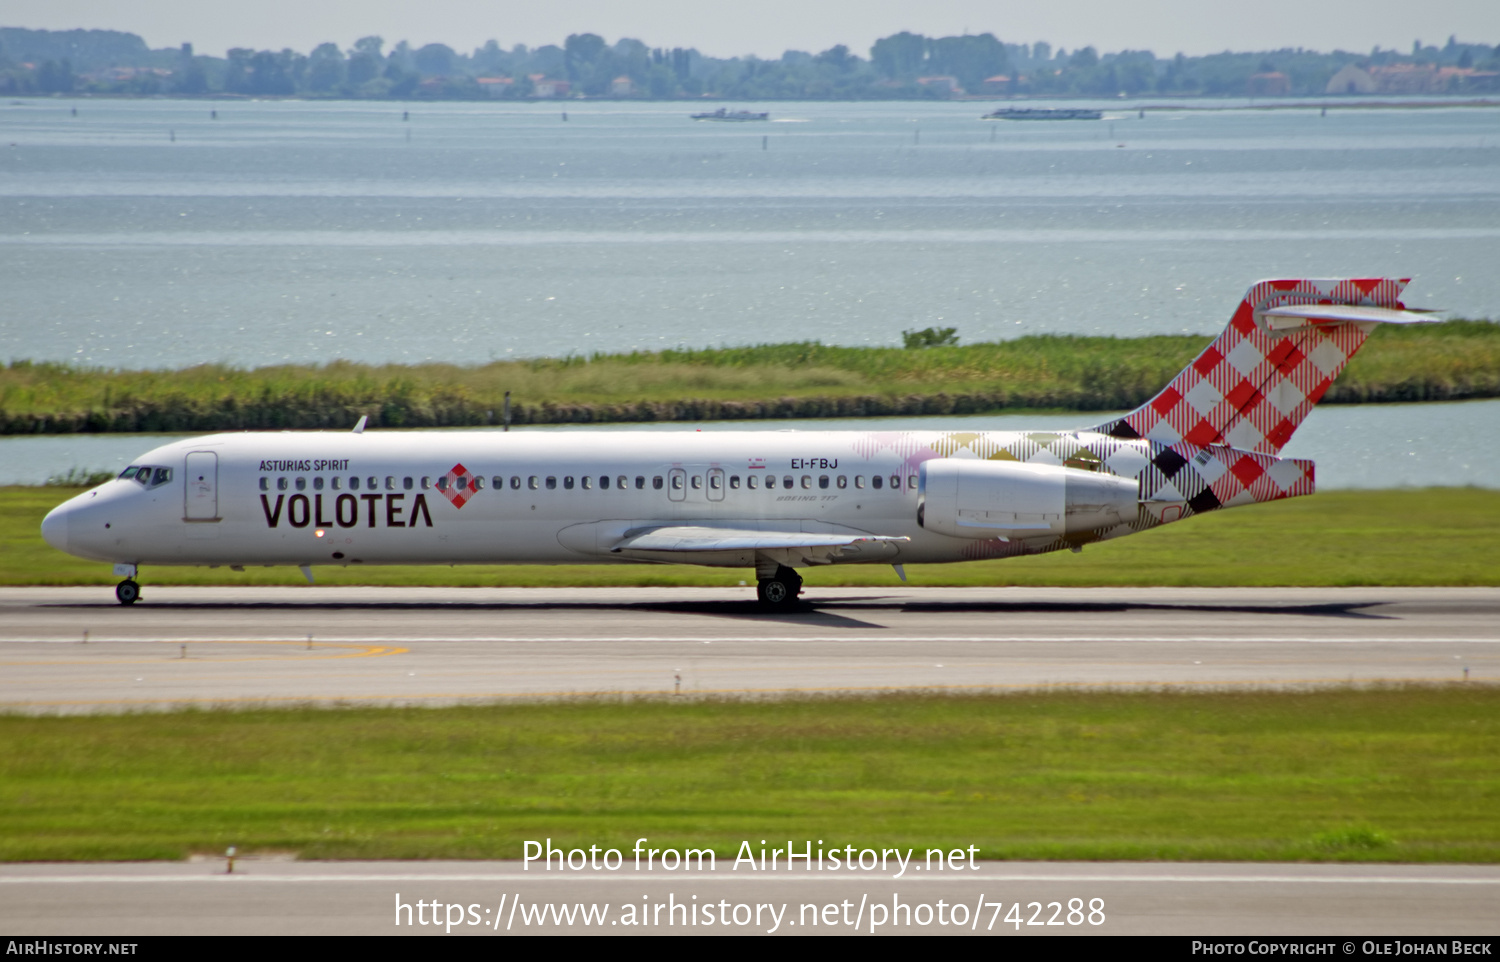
xmin=1 ymin=873 xmax=1495 ymax=885
xmin=0 ymin=640 xmax=408 ymax=666
xmin=1 ymin=675 xmax=1490 ymax=709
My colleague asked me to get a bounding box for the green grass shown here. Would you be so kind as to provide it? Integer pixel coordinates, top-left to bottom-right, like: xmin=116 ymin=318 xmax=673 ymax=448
xmin=1 ymin=688 xmax=1495 ymax=862
xmin=5 ymin=321 xmax=1498 ymax=433
xmin=5 ymin=486 xmax=1498 ymax=587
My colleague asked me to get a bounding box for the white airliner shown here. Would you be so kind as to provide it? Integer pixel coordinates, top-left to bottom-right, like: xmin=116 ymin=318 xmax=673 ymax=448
xmin=42 ymin=278 xmax=1433 ymax=606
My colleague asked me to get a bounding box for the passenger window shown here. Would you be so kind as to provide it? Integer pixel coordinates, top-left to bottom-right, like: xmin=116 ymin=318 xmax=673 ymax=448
xmin=890 ymin=475 xmax=901 ymax=490
xmin=801 ymin=476 xmax=811 ymax=489
xmin=332 ymin=476 xmax=342 ymax=490
xmin=729 ymin=475 xmax=740 ymax=489
xmin=855 ymin=476 xmax=865 ymax=489
xmin=582 ymin=476 xmax=592 ymax=490
xmin=313 ymin=477 xmax=324 ymax=490
xmin=748 ymin=475 xmax=758 ymax=490
xmin=437 ymin=477 xmax=449 ymax=491
xmin=278 ymin=477 xmax=289 ymax=491
xmin=709 ymin=474 xmax=722 ymax=490
xmin=872 ymin=475 xmax=883 ymax=490
xmin=385 ymin=476 xmax=396 ymax=491
xmin=765 ymin=475 xmax=775 ymax=489
xmin=671 ymin=475 xmax=683 ymax=490
xmin=403 ymin=477 xmax=413 ymax=490
xmin=296 ymin=477 xmax=307 ymax=491
xmin=784 ymin=476 xmax=795 ymax=489
xmin=619 ymin=475 xmax=629 ymax=489
xmin=837 ymin=475 xmax=847 ymax=489
xmin=491 ymin=476 xmax=502 ymax=490
xmin=421 ymin=477 xmax=431 ymax=489
xmin=909 ymin=475 xmax=918 ymax=490
xmin=563 ymin=476 xmax=574 ymax=490
xmin=546 ymin=477 xmax=557 ymax=490
xmin=599 ymin=476 xmax=609 ymax=489
xmin=456 ymin=477 xmax=468 ymax=492
xmin=512 ymin=476 xmax=522 ymax=490
xmin=528 ymin=476 xmax=539 ymax=490
xmin=818 ymin=475 xmax=829 ymax=489
xmin=349 ymin=476 xmax=359 ymax=490
xmin=690 ymin=475 xmax=702 ymax=490
xmin=367 ymin=477 xmax=377 ymax=490
xmin=652 ymin=476 xmax=663 ymax=490
xmin=259 ymin=477 xmax=268 ymax=491
xmin=472 ymin=476 xmax=485 ymax=490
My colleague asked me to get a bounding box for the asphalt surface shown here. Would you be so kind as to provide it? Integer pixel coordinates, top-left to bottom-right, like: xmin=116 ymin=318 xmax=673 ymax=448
xmin=0 ymin=586 xmax=1495 ymax=712
xmin=4 ymin=587 xmax=1497 ymax=936
xmin=2 ymin=859 xmax=1497 ymax=936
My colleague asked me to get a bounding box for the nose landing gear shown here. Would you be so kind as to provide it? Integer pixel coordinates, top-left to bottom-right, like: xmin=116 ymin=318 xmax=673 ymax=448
xmin=115 ymin=580 xmax=141 ymax=605
xmin=755 ymin=565 xmax=803 ymax=607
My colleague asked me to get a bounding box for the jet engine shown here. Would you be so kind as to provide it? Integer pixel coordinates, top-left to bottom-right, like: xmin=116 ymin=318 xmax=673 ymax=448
xmin=918 ymin=458 xmax=1138 ymax=539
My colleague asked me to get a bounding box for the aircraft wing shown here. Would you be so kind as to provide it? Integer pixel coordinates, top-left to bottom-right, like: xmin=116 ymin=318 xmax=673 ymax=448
xmin=556 ymin=519 xmax=909 ymax=567
xmin=612 ymin=526 xmax=908 ymax=553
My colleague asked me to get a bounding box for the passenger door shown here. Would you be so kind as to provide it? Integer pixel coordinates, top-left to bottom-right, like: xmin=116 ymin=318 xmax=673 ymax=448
xmin=184 ymin=451 xmax=218 ymax=521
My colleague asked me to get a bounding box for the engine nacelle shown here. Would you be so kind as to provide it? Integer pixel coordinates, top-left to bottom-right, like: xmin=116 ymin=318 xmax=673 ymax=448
xmin=917 ymin=458 xmax=1138 ymax=540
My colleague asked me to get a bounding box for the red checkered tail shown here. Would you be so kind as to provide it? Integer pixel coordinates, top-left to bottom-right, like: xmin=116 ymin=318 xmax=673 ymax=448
xmin=1090 ymin=278 xmax=1436 ymax=455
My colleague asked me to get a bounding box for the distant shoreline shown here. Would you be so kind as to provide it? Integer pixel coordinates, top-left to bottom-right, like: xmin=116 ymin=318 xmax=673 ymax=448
xmin=7 ymin=93 xmax=1499 ymax=109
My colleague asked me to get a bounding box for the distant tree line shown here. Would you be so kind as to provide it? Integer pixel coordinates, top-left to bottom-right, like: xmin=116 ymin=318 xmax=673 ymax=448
xmin=1 ymin=26 xmax=1496 ymax=100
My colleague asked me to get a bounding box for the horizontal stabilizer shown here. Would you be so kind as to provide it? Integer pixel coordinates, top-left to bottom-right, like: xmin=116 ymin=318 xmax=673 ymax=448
xmin=1258 ymin=303 xmax=1439 ymax=332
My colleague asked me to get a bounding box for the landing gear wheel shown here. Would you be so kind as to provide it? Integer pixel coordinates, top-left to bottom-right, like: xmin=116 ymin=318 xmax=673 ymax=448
xmin=755 ymin=566 xmax=803 ymax=607
xmin=115 ymin=580 xmax=140 ymax=605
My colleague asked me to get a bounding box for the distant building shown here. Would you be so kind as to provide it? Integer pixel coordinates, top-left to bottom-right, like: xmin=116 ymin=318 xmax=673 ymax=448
xmin=611 ymin=75 xmax=635 ymax=97
xmin=82 ymin=66 xmax=171 ymax=84
xmin=979 ymin=74 xmax=1015 ymax=95
xmin=477 ymin=77 xmax=513 ymax=97
xmin=915 ymin=75 xmax=964 ymax=96
xmin=1247 ymin=72 xmax=1290 ymax=97
xmin=1327 ymin=62 xmax=1499 ymax=95
xmin=1325 ymin=64 xmax=1377 ymax=94
xmin=530 ymin=75 xmax=571 ymax=98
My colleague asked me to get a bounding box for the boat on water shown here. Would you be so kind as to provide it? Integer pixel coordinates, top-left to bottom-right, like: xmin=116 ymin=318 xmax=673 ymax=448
xmin=691 ymin=108 xmax=770 ymax=122
xmin=982 ymin=108 xmax=1103 ymax=121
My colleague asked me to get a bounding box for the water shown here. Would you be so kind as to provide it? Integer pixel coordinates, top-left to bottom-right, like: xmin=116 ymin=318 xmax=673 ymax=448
xmin=2 ymin=99 xmax=1498 ymax=368
xmin=4 ymin=398 xmax=1495 ymax=490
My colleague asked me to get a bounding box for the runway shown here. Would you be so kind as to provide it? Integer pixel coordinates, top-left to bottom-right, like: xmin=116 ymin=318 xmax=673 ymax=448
xmin=0 ymin=586 xmax=1495 ymax=712
xmin=2 ymin=859 xmax=1497 ymax=936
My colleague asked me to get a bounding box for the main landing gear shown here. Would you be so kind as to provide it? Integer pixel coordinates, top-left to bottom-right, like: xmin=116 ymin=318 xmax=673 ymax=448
xmin=755 ymin=565 xmax=803 ymax=607
xmin=115 ymin=580 xmax=141 ymax=605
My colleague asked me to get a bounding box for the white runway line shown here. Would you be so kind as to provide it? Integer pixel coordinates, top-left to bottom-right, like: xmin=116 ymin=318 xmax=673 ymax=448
xmin=5 ymin=636 xmax=1499 ymax=645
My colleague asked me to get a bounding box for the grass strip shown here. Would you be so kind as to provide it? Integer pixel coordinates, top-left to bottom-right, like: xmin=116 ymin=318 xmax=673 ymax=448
xmin=5 ymin=486 xmax=1498 ymax=587
xmin=1 ymin=688 xmax=1495 ymax=862
xmin=4 ymin=321 xmax=1498 ymax=434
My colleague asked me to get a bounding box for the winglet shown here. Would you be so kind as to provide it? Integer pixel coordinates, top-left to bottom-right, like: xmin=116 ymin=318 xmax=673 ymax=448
xmin=352 ymin=415 xmax=368 ymax=434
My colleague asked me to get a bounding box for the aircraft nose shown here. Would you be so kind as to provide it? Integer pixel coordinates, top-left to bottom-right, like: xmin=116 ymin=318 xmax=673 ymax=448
xmin=41 ymin=504 xmax=70 ymax=553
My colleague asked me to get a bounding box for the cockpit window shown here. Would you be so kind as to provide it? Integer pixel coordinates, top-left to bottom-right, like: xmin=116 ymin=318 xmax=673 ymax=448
xmin=120 ymin=465 xmax=172 ymax=488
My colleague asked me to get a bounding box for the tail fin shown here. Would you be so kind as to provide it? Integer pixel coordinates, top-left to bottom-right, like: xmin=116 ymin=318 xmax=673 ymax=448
xmin=1091 ymin=278 xmax=1434 ymax=454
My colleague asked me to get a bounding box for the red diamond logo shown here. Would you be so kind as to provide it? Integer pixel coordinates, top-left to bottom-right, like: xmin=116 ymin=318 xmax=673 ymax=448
xmin=440 ymin=463 xmax=477 ymax=509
